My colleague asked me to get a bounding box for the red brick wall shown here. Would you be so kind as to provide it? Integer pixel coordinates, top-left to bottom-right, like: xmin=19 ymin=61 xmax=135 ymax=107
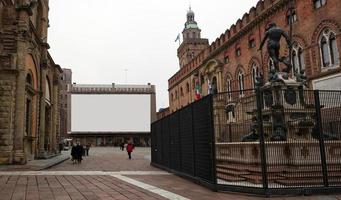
xmin=169 ymin=0 xmax=341 ymax=112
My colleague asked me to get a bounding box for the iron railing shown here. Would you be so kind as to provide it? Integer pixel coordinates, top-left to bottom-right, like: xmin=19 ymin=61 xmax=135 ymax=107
xmin=151 ymin=88 xmax=341 ymax=196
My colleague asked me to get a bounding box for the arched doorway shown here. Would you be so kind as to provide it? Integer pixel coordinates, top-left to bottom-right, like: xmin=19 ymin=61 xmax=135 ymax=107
xmin=24 ymin=55 xmax=38 ymax=161
xmin=44 ymin=78 xmax=52 ymax=152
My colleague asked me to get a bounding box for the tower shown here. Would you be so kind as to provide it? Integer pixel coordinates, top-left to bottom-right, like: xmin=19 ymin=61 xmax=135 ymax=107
xmin=177 ymin=7 xmax=209 ymax=68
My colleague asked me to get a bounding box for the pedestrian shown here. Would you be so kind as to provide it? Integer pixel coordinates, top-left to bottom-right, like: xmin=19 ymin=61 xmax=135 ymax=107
xmin=85 ymin=143 xmax=91 ymax=156
xmin=71 ymin=144 xmax=77 ymax=164
xmin=126 ymin=142 xmax=134 ymax=159
xmin=76 ymin=143 xmax=83 ymax=163
xmin=120 ymin=142 xmax=125 ymax=151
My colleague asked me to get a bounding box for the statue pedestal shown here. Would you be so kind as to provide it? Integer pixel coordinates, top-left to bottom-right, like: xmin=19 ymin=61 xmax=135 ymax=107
xmin=216 ymin=141 xmax=341 ymax=185
xmin=260 ymin=78 xmax=315 ymax=141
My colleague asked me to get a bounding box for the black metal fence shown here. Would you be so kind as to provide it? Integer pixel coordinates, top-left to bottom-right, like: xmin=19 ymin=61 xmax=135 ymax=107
xmin=151 ymin=88 xmax=341 ymax=196
xmin=151 ymin=95 xmax=216 ymax=187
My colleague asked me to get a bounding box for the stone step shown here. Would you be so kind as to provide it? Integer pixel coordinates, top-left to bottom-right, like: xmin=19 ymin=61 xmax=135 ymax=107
xmin=275 ymin=178 xmax=330 ymax=186
xmin=216 ymin=164 xmax=284 ymax=173
xmin=216 ymin=167 xmax=250 ymax=176
xmin=240 ymin=174 xmax=285 ymax=184
xmin=278 ymin=171 xmax=341 ymax=179
xmin=217 ymin=173 xmax=246 ymax=182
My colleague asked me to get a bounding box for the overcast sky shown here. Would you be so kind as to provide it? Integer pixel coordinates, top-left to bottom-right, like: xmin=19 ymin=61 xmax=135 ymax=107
xmin=48 ymin=0 xmax=258 ymax=110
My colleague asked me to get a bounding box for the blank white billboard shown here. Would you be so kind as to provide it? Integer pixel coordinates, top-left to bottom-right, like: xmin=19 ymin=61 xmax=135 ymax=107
xmin=71 ymin=94 xmax=150 ymax=132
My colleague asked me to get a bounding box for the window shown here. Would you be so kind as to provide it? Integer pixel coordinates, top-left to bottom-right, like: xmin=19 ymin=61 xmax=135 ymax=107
xmin=224 ymin=56 xmax=229 ymax=64
xmin=226 ymin=76 xmax=232 ymax=101
xmin=314 ymin=0 xmax=326 ymax=9
xmin=200 ymin=75 xmax=205 ymax=85
xmin=236 ymin=48 xmax=241 ymax=57
xmin=186 ymin=82 xmax=190 ymax=93
xmin=319 ymin=29 xmax=340 ymax=68
xmin=249 ymin=38 xmax=256 ymax=48
xmin=292 ymin=43 xmax=306 ymax=75
xmin=251 ymin=63 xmax=259 ymax=89
xmin=268 ymin=58 xmax=274 ymax=70
xmin=287 ymin=10 xmax=297 ymax=25
xmin=175 ymin=91 xmax=178 ymax=99
xmin=171 ymin=93 xmax=174 ymax=101
xmin=192 ymin=32 xmax=196 ymax=38
xmin=238 ymin=71 xmax=245 ymax=96
xmin=180 ymin=87 xmax=184 ymax=96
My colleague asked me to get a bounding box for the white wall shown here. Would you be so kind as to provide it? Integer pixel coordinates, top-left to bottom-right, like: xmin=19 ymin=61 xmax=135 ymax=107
xmin=71 ymin=94 xmax=150 ymax=132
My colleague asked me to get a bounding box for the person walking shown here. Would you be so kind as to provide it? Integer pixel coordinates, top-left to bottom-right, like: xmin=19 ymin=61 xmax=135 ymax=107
xmin=120 ymin=142 xmax=125 ymax=151
xmin=71 ymin=144 xmax=77 ymax=164
xmin=85 ymin=143 xmax=91 ymax=156
xmin=76 ymin=143 xmax=84 ymax=164
xmin=126 ymin=142 xmax=134 ymax=160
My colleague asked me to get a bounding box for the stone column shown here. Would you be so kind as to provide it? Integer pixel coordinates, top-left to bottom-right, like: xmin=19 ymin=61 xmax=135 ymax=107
xmin=37 ymin=70 xmax=46 ymax=158
xmin=13 ymin=69 xmax=26 ymax=164
xmin=51 ymin=77 xmax=59 ymax=153
xmin=218 ymin=71 xmax=223 ymax=93
xmin=13 ymin=6 xmax=31 ymax=164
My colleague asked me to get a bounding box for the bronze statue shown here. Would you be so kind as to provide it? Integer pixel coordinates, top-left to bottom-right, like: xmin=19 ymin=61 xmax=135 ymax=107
xmin=259 ymin=23 xmax=292 ymax=81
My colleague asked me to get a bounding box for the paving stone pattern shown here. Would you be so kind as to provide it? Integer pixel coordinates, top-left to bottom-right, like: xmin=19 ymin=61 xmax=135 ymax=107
xmin=1 ymin=148 xmax=341 ymax=200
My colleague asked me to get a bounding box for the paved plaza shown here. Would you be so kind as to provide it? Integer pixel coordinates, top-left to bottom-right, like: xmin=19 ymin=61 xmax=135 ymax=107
xmin=0 ymin=147 xmax=341 ymax=200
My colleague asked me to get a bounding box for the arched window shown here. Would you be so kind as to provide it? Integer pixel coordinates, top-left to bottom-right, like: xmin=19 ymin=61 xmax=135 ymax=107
xmin=292 ymin=42 xmax=305 ymax=74
xmin=330 ymin=33 xmax=339 ymax=66
xmin=236 ymin=48 xmax=241 ymax=57
xmin=192 ymin=32 xmax=196 ymax=38
xmin=313 ymin=0 xmax=326 ymax=9
xmin=251 ymin=63 xmax=259 ymax=89
xmin=171 ymin=93 xmax=174 ymax=102
xmin=175 ymin=90 xmax=178 ymax=99
xmin=186 ymin=82 xmax=190 ymax=93
xmin=286 ymin=10 xmax=297 ymax=25
xmin=238 ymin=71 xmax=245 ymax=97
xmin=26 ymin=73 xmax=33 ymax=85
xmin=248 ymin=35 xmax=256 ymax=48
xmin=226 ymin=76 xmax=232 ymax=101
xmin=180 ymin=87 xmax=184 ymax=96
xmin=319 ymin=29 xmax=340 ymax=68
xmin=45 ymin=78 xmax=51 ymax=103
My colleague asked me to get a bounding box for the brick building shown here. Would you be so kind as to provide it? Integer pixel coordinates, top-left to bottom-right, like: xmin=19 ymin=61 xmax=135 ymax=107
xmin=0 ymin=0 xmax=62 ymax=164
xmin=59 ymin=68 xmax=72 ymax=140
xmin=169 ymin=0 xmax=341 ymax=112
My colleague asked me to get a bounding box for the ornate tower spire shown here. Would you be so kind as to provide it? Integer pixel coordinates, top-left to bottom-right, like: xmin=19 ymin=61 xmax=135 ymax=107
xmin=183 ymin=7 xmax=200 ymax=40
xmin=177 ymin=7 xmax=209 ymax=68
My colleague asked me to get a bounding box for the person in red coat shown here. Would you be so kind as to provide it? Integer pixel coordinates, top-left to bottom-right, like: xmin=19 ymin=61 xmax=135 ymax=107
xmin=126 ymin=142 xmax=135 ymax=159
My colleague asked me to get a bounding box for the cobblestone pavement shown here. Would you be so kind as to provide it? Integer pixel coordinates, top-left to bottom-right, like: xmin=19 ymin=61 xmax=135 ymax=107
xmin=1 ymin=147 xmax=341 ymax=200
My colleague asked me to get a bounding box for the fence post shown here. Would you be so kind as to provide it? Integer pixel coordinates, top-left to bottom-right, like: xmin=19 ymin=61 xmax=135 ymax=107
xmin=256 ymin=88 xmax=268 ymax=191
xmin=314 ymin=90 xmax=329 ymax=187
xmin=210 ymin=95 xmax=218 ymax=187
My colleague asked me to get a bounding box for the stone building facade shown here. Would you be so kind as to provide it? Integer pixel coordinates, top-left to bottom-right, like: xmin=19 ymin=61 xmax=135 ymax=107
xmin=169 ymin=0 xmax=341 ymax=112
xmin=0 ymin=0 xmax=62 ymax=164
xmin=59 ymin=68 xmax=72 ymax=140
xmin=70 ymin=83 xmax=157 ymax=147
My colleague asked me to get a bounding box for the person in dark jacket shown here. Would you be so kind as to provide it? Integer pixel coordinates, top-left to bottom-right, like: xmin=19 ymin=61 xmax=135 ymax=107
xmin=71 ymin=144 xmax=77 ymax=164
xmin=126 ymin=142 xmax=135 ymax=159
xmin=120 ymin=142 xmax=125 ymax=151
xmin=76 ymin=143 xmax=84 ymax=163
xmin=85 ymin=143 xmax=91 ymax=156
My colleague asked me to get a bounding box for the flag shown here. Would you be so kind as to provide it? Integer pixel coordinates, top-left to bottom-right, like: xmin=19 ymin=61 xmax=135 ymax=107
xmin=175 ymin=34 xmax=180 ymax=42
xmin=195 ymin=85 xmax=201 ymax=100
